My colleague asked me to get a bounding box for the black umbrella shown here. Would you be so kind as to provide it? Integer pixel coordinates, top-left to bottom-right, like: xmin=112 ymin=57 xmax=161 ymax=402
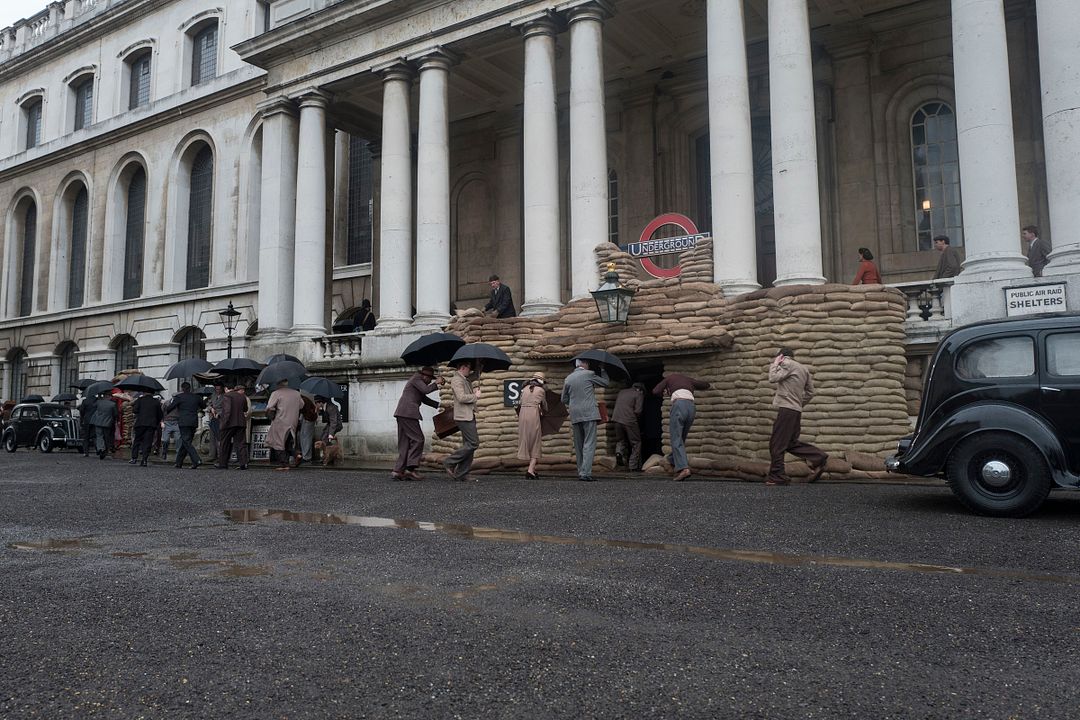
xmin=400 ymin=332 xmax=465 ymax=366
xmin=70 ymin=379 xmax=95 ymax=390
xmin=266 ymin=353 xmax=302 ymax=365
xmin=572 ymin=349 xmax=630 ymax=380
xmin=165 ymin=358 xmax=213 ymax=380
xmin=20 ymin=394 xmax=45 ymax=404
xmin=52 ymin=392 xmax=78 ymax=402
xmin=300 ymin=376 xmax=345 ymax=399
xmin=212 ymin=357 xmax=264 ymax=374
xmin=85 ymin=381 xmax=114 ymax=397
xmin=114 ymin=374 xmax=166 ymax=393
xmin=448 ymin=343 xmax=512 ymax=372
xmin=256 ymin=360 xmax=308 ymax=387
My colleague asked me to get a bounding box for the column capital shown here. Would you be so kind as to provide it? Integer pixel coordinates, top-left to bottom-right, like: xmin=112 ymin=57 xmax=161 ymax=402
xmin=409 ymin=47 xmax=458 ymax=72
xmin=563 ymin=0 xmax=615 ymax=24
xmin=256 ymin=95 xmax=298 ymax=119
xmin=512 ymin=11 xmax=560 ymax=37
xmin=290 ymin=87 xmax=333 ymax=109
xmin=373 ymin=59 xmax=414 ymax=83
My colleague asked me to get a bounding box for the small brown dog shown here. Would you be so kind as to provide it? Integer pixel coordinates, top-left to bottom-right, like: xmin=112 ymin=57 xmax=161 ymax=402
xmin=314 ymin=439 xmax=343 ymax=466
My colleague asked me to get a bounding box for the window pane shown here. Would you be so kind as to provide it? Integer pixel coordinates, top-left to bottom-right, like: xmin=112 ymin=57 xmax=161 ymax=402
xmin=74 ymin=78 xmax=93 ymax=130
xmin=20 ymin=204 xmax=36 ymax=317
xmin=911 ymin=102 xmax=963 ymax=252
xmin=115 ymin=336 xmax=138 ymax=375
xmin=68 ymin=187 xmax=88 ymax=308
xmin=1047 ymin=333 xmax=1080 ymax=376
xmin=957 ymin=337 xmax=1034 ymax=379
xmin=186 ymin=146 xmax=213 ymax=289
xmin=608 ymin=168 xmax=619 ymax=244
xmin=191 ymin=24 xmax=218 ymax=86
xmin=25 ymin=100 xmax=42 ymax=149
xmin=124 ymin=168 xmax=147 ymax=299
xmin=346 ymin=135 xmax=374 ymax=265
xmin=129 ymin=53 xmax=151 ymax=109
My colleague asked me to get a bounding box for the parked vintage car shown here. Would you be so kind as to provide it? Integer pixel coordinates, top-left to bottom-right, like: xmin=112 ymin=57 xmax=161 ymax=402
xmin=887 ymin=313 xmax=1080 ymax=516
xmin=1 ymin=402 xmax=81 ymax=453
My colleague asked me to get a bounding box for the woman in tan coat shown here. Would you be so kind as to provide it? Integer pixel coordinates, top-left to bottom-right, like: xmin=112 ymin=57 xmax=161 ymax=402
xmin=517 ymin=372 xmax=548 ymax=479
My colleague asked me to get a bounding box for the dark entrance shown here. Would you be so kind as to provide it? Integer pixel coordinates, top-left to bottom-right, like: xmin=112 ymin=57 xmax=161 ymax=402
xmin=622 ymin=359 xmax=665 ymax=462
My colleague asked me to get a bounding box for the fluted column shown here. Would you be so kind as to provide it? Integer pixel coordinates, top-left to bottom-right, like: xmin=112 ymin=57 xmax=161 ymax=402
xmin=413 ymin=51 xmax=454 ymax=327
xmin=376 ymin=62 xmax=415 ymax=328
xmin=256 ymin=97 xmax=299 ymax=336
xmin=708 ymin=0 xmax=758 ymax=293
xmin=292 ymin=88 xmax=332 ymax=336
xmin=520 ymin=15 xmax=562 ymax=315
xmin=769 ymin=0 xmax=825 ymax=286
xmin=568 ymin=3 xmax=611 ymax=299
xmin=1036 ymin=0 xmax=1080 ymax=274
xmin=951 ymin=0 xmax=1027 ymax=279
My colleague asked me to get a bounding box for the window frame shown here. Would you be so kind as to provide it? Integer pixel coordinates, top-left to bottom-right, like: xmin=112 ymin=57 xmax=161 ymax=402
xmin=19 ymin=202 xmax=37 ymax=317
xmin=127 ymin=49 xmax=153 ymax=110
xmin=1045 ymin=332 xmax=1080 ymax=379
xmin=910 ymin=101 xmax=963 ymax=251
xmin=67 ymin=185 xmax=89 ymax=309
xmin=113 ymin=335 xmax=138 ymax=375
xmin=955 ymin=335 xmax=1036 ymax=381
xmin=72 ymin=74 xmax=94 ymax=131
xmin=185 ymin=144 xmax=214 ymax=289
xmin=123 ymin=166 xmax=147 ymax=300
xmin=23 ymin=96 xmax=44 ymax=150
xmin=189 ymin=21 xmax=219 ymax=87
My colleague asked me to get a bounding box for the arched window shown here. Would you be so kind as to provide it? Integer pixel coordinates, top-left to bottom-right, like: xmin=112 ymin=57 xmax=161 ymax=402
xmin=24 ymin=97 xmax=43 ymax=150
xmin=911 ymin=102 xmax=962 ymax=250
xmin=128 ymin=50 xmax=152 ymax=110
xmin=346 ymin=135 xmax=374 ymax=265
xmin=9 ymin=349 xmax=28 ymax=402
xmin=186 ymin=145 xmax=213 ymax=289
xmin=113 ymin=334 xmax=138 ymax=375
xmin=608 ymin=168 xmax=619 ymax=244
xmin=191 ymin=22 xmax=218 ymax=86
xmin=176 ymin=327 xmax=206 ymax=361
xmin=124 ymin=168 xmax=147 ymax=299
xmin=20 ymin=202 xmax=37 ymax=317
xmin=68 ymin=186 xmax=89 ymax=308
xmin=58 ymin=342 xmax=79 ymax=392
xmin=73 ymin=76 xmax=94 ymax=131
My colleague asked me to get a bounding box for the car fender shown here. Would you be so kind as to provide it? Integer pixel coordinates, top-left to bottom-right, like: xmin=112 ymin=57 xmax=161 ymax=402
xmin=901 ymin=402 xmax=1073 ymax=486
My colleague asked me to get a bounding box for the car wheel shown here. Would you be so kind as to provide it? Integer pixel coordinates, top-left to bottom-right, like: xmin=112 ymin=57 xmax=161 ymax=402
xmin=3 ymin=432 xmax=16 ymax=453
xmin=37 ymin=433 xmax=53 ymax=453
xmin=946 ymin=431 xmax=1052 ymax=517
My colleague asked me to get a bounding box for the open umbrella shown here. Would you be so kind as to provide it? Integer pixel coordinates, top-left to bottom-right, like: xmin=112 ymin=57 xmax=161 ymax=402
xmin=114 ymin=374 xmax=166 ymax=393
xmin=70 ymin=379 xmax=95 ymax=390
xmin=448 ymin=343 xmax=512 ymax=372
xmin=85 ymin=381 xmax=114 ymax=397
xmin=20 ymin=394 xmax=45 ymax=404
xmin=400 ymin=332 xmax=465 ymax=366
xmin=299 ymin=376 xmax=344 ymax=399
xmin=540 ymin=389 xmax=568 ymax=437
xmin=572 ymin=349 xmax=629 ymax=380
xmin=256 ymin=360 xmax=308 ymax=387
xmin=52 ymin=392 xmax=78 ymax=403
xmin=213 ymin=357 xmax=264 ymax=374
xmin=266 ymin=353 xmax=302 ymax=365
xmin=165 ymin=358 xmax=213 ymax=380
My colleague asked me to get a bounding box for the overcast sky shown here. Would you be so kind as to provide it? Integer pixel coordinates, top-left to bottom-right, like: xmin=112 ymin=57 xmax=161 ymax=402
xmin=0 ymin=1 xmax=53 ymax=29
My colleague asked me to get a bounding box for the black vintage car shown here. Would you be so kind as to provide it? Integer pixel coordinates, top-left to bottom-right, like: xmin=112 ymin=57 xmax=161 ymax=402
xmin=887 ymin=313 xmax=1080 ymax=516
xmin=2 ymin=403 xmax=81 ymax=453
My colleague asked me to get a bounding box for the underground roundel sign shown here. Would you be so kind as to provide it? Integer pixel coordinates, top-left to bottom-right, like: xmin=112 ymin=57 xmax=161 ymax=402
xmin=619 ymin=213 xmax=710 ymax=279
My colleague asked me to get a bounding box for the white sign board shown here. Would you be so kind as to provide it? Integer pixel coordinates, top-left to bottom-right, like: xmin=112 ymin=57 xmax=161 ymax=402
xmin=1004 ymin=283 xmax=1066 ymax=317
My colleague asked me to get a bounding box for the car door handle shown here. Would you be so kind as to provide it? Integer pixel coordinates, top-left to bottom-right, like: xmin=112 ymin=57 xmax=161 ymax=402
xmin=1040 ymin=386 xmax=1062 ymax=392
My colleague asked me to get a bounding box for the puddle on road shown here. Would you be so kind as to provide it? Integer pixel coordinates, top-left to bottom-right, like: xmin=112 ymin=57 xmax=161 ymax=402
xmin=8 ymin=538 xmax=99 ymax=553
xmin=225 ymin=508 xmax=1080 ymax=586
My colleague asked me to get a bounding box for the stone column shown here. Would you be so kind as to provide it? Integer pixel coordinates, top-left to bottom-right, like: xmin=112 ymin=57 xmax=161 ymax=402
xmin=256 ymin=97 xmax=299 ymax=337
xmin=568 ymin=3 xmax=611 ymax=299
xmin=413 ymin=51 xmax=454 ymax=327
xmin=1036 ymin=0 xmax=1080 ymax=274
xmin=950 ymin=0 xmax=1027 ymax=279
xmin=376 ymin=62 xmax=415 ymax=328
xmin=519 ymin=15 xmax=562 ymax=315
xmin=291 ymin=88 xmax=333 ymax=337
xmin=768 ymin=0 xmax=826 ymax=286
xmin=707 ymin=0 xmax=758 ymax=294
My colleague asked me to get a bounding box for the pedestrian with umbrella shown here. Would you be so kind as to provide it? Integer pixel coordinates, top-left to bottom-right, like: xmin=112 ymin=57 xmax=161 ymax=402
xmin=652 ymin=372 xmax=711 ymax=482
xmin=400 ymin=332 xmax=464 ymax=367
xmin=516 ymin=372 xmax=549 ymax=479
xmin=392 ymin=366 xmax=444 ymax=481
xmin=561 ymin=358 xmax=610 ymax=482
xmin=78 ymin=391 xmax=96 ymax=456
xmin=89 ymin=392 xmax=119 ymax=460
xmin=216 ymin=383 xmax=250 ymax=470
xmin=164 ymin=382 xmax=205 ymax=469
xmin=266 ymin=378 xmax=304 ymax=470
xmin=130 ymin=391 xmax=163 ymax=466
xmin=443 ymin=359 xmax=483 ymax=482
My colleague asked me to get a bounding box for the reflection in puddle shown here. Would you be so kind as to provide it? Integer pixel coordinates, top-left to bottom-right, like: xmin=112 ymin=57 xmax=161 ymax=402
xmin=226 ymin=508 xmax=1080 ymax=586
xmin=8 ymin=538 xmax=98 ymax=553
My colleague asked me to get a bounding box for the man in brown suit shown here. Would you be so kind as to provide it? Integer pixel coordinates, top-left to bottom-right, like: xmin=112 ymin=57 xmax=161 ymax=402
xmin=443 ymin=361 xmax=481 ymax=482
xmin=393 ymin=366 xmax=444 ymax=480
xmin=216 ymin=384 xmax=249 ymax=470
xmin=766 ymin=347 xmax=828 ymax=486
xmin=612 ymin=383 xmax=644 ymax=471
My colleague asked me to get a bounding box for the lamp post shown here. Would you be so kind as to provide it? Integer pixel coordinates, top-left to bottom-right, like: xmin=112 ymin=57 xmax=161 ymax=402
xmin=219 ymin=301 xmax=242 ymax=358
xmin=590 ymin=263 xmax=636 ymax=324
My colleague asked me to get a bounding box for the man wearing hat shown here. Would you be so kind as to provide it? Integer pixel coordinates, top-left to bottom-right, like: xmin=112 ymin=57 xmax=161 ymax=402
xmin=562 ymin=359 xmax=609 ymax=481
xmin=766 ymin=347 xmax=828 ymax=486
xmin=393 ymin=366 xmax=444 ymax=480
xmin=612 ymin=382 xmax=645 ymax=471
xmin=443 ymin=361 xmax=482 ymax=482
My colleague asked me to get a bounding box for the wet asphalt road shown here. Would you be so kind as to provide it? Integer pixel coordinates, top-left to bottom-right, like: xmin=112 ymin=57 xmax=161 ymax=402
xmin=2 ymin=452 xmax=1080 ymax=719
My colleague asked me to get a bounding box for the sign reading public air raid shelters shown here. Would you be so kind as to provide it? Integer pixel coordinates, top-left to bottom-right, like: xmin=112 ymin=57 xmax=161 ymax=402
xmin=619 ymin=213 xmax=711 ymax=279
xmin=1003 ymin=282 xmax=1067 ymax=317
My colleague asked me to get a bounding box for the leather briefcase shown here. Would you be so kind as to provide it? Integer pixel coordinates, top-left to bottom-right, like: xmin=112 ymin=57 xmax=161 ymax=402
xmin=432 ymin=409 xmax=460 ymax=438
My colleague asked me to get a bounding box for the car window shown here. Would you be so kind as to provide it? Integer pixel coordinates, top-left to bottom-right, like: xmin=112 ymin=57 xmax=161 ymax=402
xmin=19 ymin=407 xmax=40 ymax=420
xmin=1046 ymin=332 xmax=1080 ymax=376
xmin=41 ymin=406 xmax=70 ymax=419
xmin=956 ymin=336 xmax=1035 ymax=379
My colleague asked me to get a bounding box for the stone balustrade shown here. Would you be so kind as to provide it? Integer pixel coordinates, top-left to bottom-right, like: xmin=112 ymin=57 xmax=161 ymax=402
xmin=316 ymin=333 xmax=363 ymax=362
xmin=0 ymin=0 xmax=120 ymax=63
xmin=891 ymin=279 xmax=954 ymax=344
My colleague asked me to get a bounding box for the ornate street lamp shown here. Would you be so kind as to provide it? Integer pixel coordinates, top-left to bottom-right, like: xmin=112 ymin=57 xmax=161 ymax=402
xmin=219 ymin=301 xmax=242 ymax=358
xmin=590 ymin=263 xmax=636 ymax=324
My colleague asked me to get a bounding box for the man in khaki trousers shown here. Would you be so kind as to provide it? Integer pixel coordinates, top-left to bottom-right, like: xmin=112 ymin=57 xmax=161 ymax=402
xmin=766 ymin=347 xmax=828 ymax=486
xmin=443 ymin=361 xmax=481 ymax=482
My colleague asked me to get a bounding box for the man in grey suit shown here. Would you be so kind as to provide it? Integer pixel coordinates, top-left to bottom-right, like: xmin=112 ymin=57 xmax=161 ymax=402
xmin=561 ymin=359 xmax=609 ymax=482
xmin=1022 ymin=225 xmax=1050 ymax=277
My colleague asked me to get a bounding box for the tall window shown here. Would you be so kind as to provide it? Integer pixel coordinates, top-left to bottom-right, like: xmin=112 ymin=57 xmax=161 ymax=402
xmin=186 ymin=145 xmax=213 ymax=289
xmin=113 ymin=335 xmax=138 ymax=374
xmin=346 ymin=135 xmax=374 ymax=265
xmin=912 ymin=102 xmax=963 ymax=250
xmin=68 ymin=187 xmax=88 ymax=308
xmin=128 ymin=51 xmax=152 ymax=110
xmin=191 ymin=23 xmax=218 ymax=86
xmin=9 ymin=349 xmax=28 ymax=402
xmin=608 ymin=168 xmax=619 ymax=244
xmin=73 ymin=77 xmax=93 ymax=131
xmin=20 ymin=203 xmax=37 ymax=317
xmin=176 ymin=327 xmax=206 ymax=361
xmin=124 ymin=168 xmax=147 ymax=299
xmin=58 ymin=343 xmax=79 ymax=392
xmin=25 ymin=98 xmax=43 ymax=149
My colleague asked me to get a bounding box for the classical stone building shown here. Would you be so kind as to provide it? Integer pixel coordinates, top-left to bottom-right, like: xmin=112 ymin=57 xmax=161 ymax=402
xmin=0 ymin=0 xmax=1077 ymax=459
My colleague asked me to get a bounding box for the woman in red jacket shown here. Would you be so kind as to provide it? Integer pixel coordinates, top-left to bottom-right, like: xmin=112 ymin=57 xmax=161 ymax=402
xmin=852 ymin=247 xmax=882 ymax=285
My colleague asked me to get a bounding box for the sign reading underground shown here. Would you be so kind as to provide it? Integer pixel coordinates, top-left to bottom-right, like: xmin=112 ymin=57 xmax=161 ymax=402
xmin=620 ymin=213 xmax=710 ymax=279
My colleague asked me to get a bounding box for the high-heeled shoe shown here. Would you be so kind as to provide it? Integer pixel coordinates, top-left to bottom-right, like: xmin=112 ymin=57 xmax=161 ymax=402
xmin=526 ymin=471 xmax=539 ymax=480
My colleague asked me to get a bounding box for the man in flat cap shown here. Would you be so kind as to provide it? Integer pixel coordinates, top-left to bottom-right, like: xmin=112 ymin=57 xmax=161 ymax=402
xmin=765 ymin=347 xmax=828 ymax=486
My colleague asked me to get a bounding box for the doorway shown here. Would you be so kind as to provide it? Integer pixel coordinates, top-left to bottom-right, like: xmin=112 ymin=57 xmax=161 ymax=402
xmin=622 ymin=359 xmax=665 ymax=462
